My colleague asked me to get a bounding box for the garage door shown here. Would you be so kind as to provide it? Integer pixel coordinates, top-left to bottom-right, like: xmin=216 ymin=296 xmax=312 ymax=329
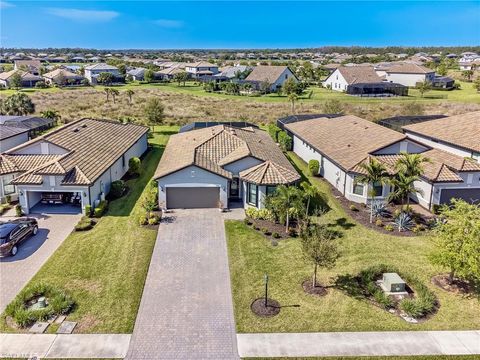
xmin=439 ymin=188 xmax=480 ymax=204
xmin=166 ymin=187 xmax=219 ymax=209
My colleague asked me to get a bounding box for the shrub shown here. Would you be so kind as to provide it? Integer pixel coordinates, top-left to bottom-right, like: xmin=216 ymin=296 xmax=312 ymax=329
xmin=94 ymin=200 xmax=108 ymax=218
xmin=349 ymin=204 xmax=358 ymax=212
xmin=288 ymin=227 xmax=297 ymax=237
xmin=278 ymin=131 xmax=292 ymax=151
xmin=15 ymin=204 xmax=22 ymax=217
xmin=384 ymin=224 xmax=394 ymax=232
xmin=308 ymin=159 xmax=320 ymax=176
xmin=267 ymin=124 xmax=282 ymax=142
xmin=375 ymin=219 xmax=383 ymax=227
xmin=245 ymin=207 xmax=258 ymax=219
xmin=128 ymin=157 xmax=141 ymax=176
xmin=5 ymin=195 xmax=11 ymax=204
xmin=272 ymin=232 xmax=280 ymax=239
xmin=35 ymin=81 xmax=48 ymax=89
xmin=261 ymin=227 xmax=271 ymax=235
xmin=372 ymin=288 xmax=393 ymax=309
xmin=243 ymin=218 xmax=252 ymax=225
xmin=412 ymin=224 xmax=425 ymax=233
xmin=75 ymin=216 xmax=94 ymax=231
xmin=254 ymin=226 xmax=260 ymax=231
xmin=393 ymin=209 xmax=402 ymax=218
xmin=5 ymin=283 xmax=74 ymax=327
xmin=371 ymin=202 xmax=389 ymax=218
xmin=322 ymin=99 xmax=343 ymax=114
xmin=138 ymin=214 xmax=148 ymax=225
xmin=148 ymin=217 xmax=160 ymax=225
xmin=394 ymin=212 xmax=414 ymax=232
xmin=84 ymin=204 xmax=92 ymax=217
xmin=110 ymin=180 xmax=126 ymax=199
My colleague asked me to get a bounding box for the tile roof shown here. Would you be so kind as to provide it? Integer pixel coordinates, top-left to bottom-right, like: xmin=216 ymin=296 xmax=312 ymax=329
xmin=84 ymin=63 xmax=118 ymax=71
xmin=4 ymin=119 xmax=148 ymax=186
xmin=245 ymin=66 xmax=295 ymax=83
xmin=14 ymin=59 xmax=41 ymax=70
xmin=0 ymin=125 xmax=29 ymax=140
xmin=0 ymin=70 xmax=42 ymax=81
xmin=186 ymin=61 xmax=217 ymax=68
xmin=285 ymin=115 xmax=406 ymax=171
xmin=154 ymin=125 xmax=300 ymax=185
xmin=385 ymin=63 xmax=434 ymax=74
xmin=0 ymin=154 xmax=61 ymax=175
xmin=403 ymin=111 xmax=480 ymax=153
xmin=239 ymin=161 xmax=299 ymax=185
xmin=42 ymin=68 xmax=84 ymax=80
xmin=334 ymin=66 xmax=382 ymax=84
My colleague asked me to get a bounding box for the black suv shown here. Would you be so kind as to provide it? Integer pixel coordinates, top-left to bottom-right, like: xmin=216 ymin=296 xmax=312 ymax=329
xmin=0 ymin=218 xmax=38 ymax=257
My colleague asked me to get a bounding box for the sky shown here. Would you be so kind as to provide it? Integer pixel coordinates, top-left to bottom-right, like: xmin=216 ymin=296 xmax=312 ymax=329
xmin=1 ymin=1 xmax=479 ymax=49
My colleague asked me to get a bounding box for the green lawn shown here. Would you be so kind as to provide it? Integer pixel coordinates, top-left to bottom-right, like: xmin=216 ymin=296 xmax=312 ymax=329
xmin=0 ymin=126 xmax=179 ymax=333
xmin=226 ymin=152 xmax=480 ymax=333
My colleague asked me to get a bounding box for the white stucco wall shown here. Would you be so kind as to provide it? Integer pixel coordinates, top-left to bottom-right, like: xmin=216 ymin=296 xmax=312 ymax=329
xmin=385 ymin=72 xmax=435 ymax=87
xmin=405 ymin=132 xmax=477 ymax=161
xmin=322 ymin=69 xmax=348 ymax=91
xmin=1 ymin=133 xmax=29 ymax=152
xmin=156 ymin=165 xmax=229 ymax=209
xmin=344 ymin=173 xmax=391 ymax=204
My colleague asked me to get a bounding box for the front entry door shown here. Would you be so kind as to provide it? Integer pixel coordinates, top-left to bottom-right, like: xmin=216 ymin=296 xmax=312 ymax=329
xmin=230 ymin=177 xmax=240 ymax=198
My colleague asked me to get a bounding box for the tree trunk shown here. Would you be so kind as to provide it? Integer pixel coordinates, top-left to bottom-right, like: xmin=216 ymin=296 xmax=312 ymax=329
xmin=285 ymin=210 xmax=289 ymax=233
xmin=370 ymin=195 xmax=374 ymax=223
xmin=306 ymin=197 xmax=310 ymax=217
xmin=313 ymin=263 xmax=317 ymax=287
xmin=448 ymin=269 xmax=455 ymax=284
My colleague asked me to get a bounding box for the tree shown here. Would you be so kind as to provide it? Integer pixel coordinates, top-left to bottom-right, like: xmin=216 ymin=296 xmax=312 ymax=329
xmin=144 ymin=97 xmax=164 ymax=133
xmin=40 ymin=109 xmax=61 ymax=124
xmin=109 ymin=88 xmax=119 ymax=103
xmin=462 ymin=70 xmax=474 ymax=82
xmin=125 ymin=89 xmax=134 ymax=105
xmin=473 ymin=78 xmax=480 ymax=92
xmin=416 ymin=80 xmax=431 ymax=98
xmin=301 ymin=182 xmax=320 ymax=217
xmin=288 ymin=93 xmax=298 ymax=114
xmin=144 ymin=69 xmax=155 ymax=83
xmin=259 ymin=80 xmax=272 ymax=95
xmin=322 ymin=99 xmax=343 ymax=114
xmin=282 ymin=77 xmax=301 ymax=96
xmin=268 ymin=185 xmax=304 ymax=232
xmin=97 ymin=72 xmax=115 ymax=86
xmin=395 ymin=152 xmax=430 ymax=178
xmin=9 ymin=72 xmax=22 ymax=89
xmin=173 ymin=71 xmax=189 ymax=86
xmin=436 ymin=63 xmax=448 ymax=76
xmin=356 ymin=157 xmax=390 ymax=223
xmin=1 ymin=92 xmax=35 ymax=115
xmin=103 ymin=88 xmax=111 ymax=102
xmin=387 ymin=172 xmax=422 ymax=216
xmin=430 ymin=199 xmax=480 ymax=284
xmin=300 ymin=224 xmax=340 ymax=288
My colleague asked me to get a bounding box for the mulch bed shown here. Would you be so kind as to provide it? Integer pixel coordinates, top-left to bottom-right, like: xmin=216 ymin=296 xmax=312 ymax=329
xmin=248 ymin=219 xmax=290 ymax=239
xmin=302 ymin=279 xmax=328 ymax=296
xmin=251 ymin=298 xmax=281 ymax=317
xmin=432 ymin=274 xmax=476 ymax=296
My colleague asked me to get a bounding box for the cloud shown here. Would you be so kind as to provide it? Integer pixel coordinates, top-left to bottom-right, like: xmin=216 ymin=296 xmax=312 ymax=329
xmin=0 ymin=1 xmax=15 ymax=9
xmin=153 ymin=19 xmax=184 ymax=29
xmin=46 ymin=8 xmax=119 ymax=22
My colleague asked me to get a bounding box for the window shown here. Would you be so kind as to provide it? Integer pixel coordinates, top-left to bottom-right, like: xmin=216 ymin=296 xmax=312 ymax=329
xmin=353 ymin=177 xmax=364 ymax=196
xmin=3 ymin=174 xmax=15 ymax=195
xmin=373 ymin=181 xmax=383 ymax=197
xmin=472 ymin=152 xmax=480 ymax=161
xmin=122 ymin=154 xmax=126 ymax=167
xmin=266 ymin=186 xmax=277 ymax=196
xmin=247 ymin=183 xmax=258 ymax=206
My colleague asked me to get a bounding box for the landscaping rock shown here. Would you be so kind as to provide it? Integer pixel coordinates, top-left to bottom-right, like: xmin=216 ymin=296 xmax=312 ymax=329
xmin=29 ymin=321 xmax=49 ymax=333
xmin=57 ymin=321 xmax=77 ymax=334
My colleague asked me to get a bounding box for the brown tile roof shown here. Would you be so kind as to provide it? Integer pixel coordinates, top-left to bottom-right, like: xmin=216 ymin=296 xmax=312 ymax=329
xmin=285 ymin=115 xmax=406 ymax=171
xmin=334 ymin=66 xmax=382 ymax=84
xmin=154 ymin=125 xmax=300 ymax=184
xmin=0 ymin=70 xmax=42 ymax=81
xmin=245 ymin=66 xmax=296 ymax=83
xmin=403 ymin=111 xmax=480 ymax=153
xmin=239 ymin=161 xmax=299 ymax=185
xmin=43 ymin=68 xmax=84 ymax=80
xmin=386 ymin=63 xmax=434 ymax=74
xmin=0 ymin=154 xmax=61 ymax=175
xmin=186 ymin=61 xmax=217 ymax=68
xmin=14 ymin=59 xmax=41 ymax=70
xmin=5 ymin=119 xmax=148 ymax=186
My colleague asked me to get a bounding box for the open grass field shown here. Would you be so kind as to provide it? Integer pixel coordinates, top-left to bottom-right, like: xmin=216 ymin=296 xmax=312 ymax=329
xmin=0 ymin=126 xmax=178 ymax=334
xmin=1 ymin=81 xmax=479 ymax=125
xmin=226 ymin=152 xmax=480 ymax=334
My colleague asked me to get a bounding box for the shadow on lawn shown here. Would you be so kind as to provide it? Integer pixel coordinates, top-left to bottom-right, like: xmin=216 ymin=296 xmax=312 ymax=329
xmin=329 ymin=217 xmax=356 ymax=230
xmin=331 ymin=274 xmax=366 ymax=300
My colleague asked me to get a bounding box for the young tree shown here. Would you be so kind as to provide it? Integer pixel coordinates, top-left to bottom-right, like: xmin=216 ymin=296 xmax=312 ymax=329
xmin=473 ymin=78 xmax=480 ymax=92
xmin=97 ymin=72 xmax=115 ymax=86
xmin=1 ymin=92 xmax=35 ymax=115
xmin=173 ymin=71 xmax=189 ymax=86
xmin=268 ymin=185 xmax=304 ymax=232
xmin=356 ymin=157 xmax=390 ymax=223
xmin=322 ymin=99 xmax=344 ymax=114
xmin=144 ymin=69 xmax=155 ymax=83
xmin=387 ymin=172 xmax=422 ymax=218
xmin=300 ymin=224 xmax=340 ymax=288
xmin=125 ymin=89 xmax=134 ymax=105
xmin=288 ymin=93 xmax=298 ymax=114
xmin=301 ymin=182 xmax=320 ymax=217
xmin=259 ymin=80 xmax=272 ymax=95
xmin=416 ymin=80 xmax=431 ymax=98
xmin=109 ymin=88 xmax=119 ymax=103
xmin=103 ymin=87 xmax=110 ymax=102
xmin=9 ymin=72 xmax=22 ymax=89
xmin=282 ymin=77 xmax=299 ymax=96
xmin=430 ymin=199 xmax=480 ymax=284
xmin=144 ymin=97 xmax=164 ymax=133
xmin=462 ymin=70 xmax=474 ymax=82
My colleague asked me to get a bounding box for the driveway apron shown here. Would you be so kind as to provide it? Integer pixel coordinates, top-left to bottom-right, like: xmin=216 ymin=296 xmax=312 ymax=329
xmin=126 ymin=209 xmax=239 ymax=360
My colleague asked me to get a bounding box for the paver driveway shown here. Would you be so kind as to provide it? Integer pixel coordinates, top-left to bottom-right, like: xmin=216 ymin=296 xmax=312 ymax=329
xmin=0 ymin=212 xmax=81 ymax=312
xmin=126 ymin=209 xmax=239 ymax=360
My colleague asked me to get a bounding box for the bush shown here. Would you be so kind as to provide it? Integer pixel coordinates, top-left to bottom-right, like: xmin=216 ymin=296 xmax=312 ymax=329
xmin=375 ymin=219 xmax=383 ymax=227
xmin=148 ymin=217 xmax=160 ymax=225
xmin=322 ymin=99 xmax=343 ymax=114
xmin=5 ymin=283 xmax=74 ymax=327
xmin=138 ymin=214 xmax=148 ymax=225
xmin=15 ymin=204 xmax=22 ymax=217
xmin=94 ymin=200 xmax=108 ymax=218
xmin=288 ymin=227 xmax=297 ymax=237
xmin=267 ymin=124 xmax=282 ymax=142
xmin=84 ymin=204 xmax=92 ymax=217
xmin=272 ymin=232 xmax=280 ymax=239
xmin=261 ymin=227 xmax=271 ymax=235
xmin=278 ymin=131 xmax=292 ymax=151
xmin=75 ymin=216 xmax=94 ymax=231
xmin=349 ymin=204 xmax=358 ymax=212
xmin=110 ymin=180 xmax=126 ymax=199
xmin=308 ymin=159 xmax=320 ymax=176
xmin=243 ymin=218 xmax=252 ymax=225
xmin=35 ymin=81 xmax=48 ymax=89
xmin=5 ymin=195 xmax=11 ymax=204
xmin=128 ymin=157 xmax=141 ymax=176
xmin=412 ymin=224 xmax=425 ymax=233
xmin=384 ymin=224 xmax=394 ymax=232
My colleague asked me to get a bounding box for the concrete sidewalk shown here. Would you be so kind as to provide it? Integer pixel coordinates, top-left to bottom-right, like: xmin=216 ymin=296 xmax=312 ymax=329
xmin=0 ymin=333 xmax=131 ymax=358
xmin=237 ymin=331 xmax=480 ymax=358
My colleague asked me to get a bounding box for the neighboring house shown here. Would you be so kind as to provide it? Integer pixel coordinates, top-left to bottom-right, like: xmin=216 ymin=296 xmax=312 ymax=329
xmin=84 ymin=63 xmax=120 ymax=84
xmin=126 ymin=67 xmax=145 ymax=81
xmin=384 ymin=63 xmax=435 ymax=87
xmin=14 ymin=59 xmax=42 ymax=75
xmin=42 ymin=68 xmax=84 ymax=86
xmin=284 ymin=115 xmax=480 ymax=210
xmin=459 ymin=59 xmax=480 ymax=71
xmin=0 ymin=70 xmax=43 ymax=88
xmin=156 ymin=67 xmax=184 ymax=81
xmin=213 ymin=65 xmax=252 ymax=81
xmin=0 ymin=116 xmax=56 ymax=137
xmin=154 ymin=124 xmax=300 ymax=210
xmin=0 ymin=119 xmax=148 ymax=214
xmin=245 ymin=65 xmax=298 ymax=92
xmin=185 ymin=61 xmax=219 ymax=79
xmin=431 ymin=75 xmax=455 ymax=89
xmin=403 ymin=111 xmax=480 ymax=162
xmin=323 ymin=66 xmax=407 ymax=96
xmin=0 ymin=125 xmax=29 ymax=152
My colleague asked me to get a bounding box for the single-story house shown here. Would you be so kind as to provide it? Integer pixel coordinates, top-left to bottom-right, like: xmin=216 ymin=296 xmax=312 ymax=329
xmin=185 ymin=61 xmax=219 ymax=79
xmin=284 ymin=115 xmax=480 ymax=210
xmin=126 ymin=67 xmax=146 ymax=81
xmin=0 ymin=125 xmax=29 ymax=152
xmin=84 ymin=63 xmax=121 ymax=84
xmin=403 ymin=111 xmax=480 ymax=162
xmin=211 ymin=65 xmax=252 ymax=81
xmin=154 ymin=124 xmax=300 ymax=210
xmin=42 ymin=68 xmax=85 ymax=86
xmin=0 ymin=119 xmax=148 ymax=213
xmin=431 ymin=75 xmax=455 ymax=90
xmin=14 ymin=59 xmax=42 ymax=75
xmin=245 ymin=65 xmax=298 ymax=92
xmin=0 ymin=70 xmax=43 ymax=88
xmin=459 ymin=58 xmax=480 ymax=71
xmin=384 ymin=63 xmax=435 ymax=87
xmin=0 ymin=116 xmax=56 ymax=137
xmin=155 ymin=67 xmax=185 ymax=81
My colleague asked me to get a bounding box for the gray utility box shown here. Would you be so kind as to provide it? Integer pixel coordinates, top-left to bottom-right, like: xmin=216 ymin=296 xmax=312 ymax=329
xmin=382 ymin=273 xmax=406 ymax=293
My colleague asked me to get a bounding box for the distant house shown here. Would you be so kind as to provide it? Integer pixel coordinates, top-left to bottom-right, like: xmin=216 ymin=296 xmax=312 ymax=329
xmin=459 ymin=59 xmax=480 ymax=71
xmin=185 ymin=61 xmax=219 ymax=79
xmin=156 ymin=67 xmax=184 ymax=81
xmin=84 ymin=63 xmax=121 ymax=84
xmin=0 ymin=70 xmax=43 ymax=88
xmin=431 ymin=75 xmax=455 ymax=90
xmin=245 ymin=65 xmax=298 ymax=92
xmin=43 ymin=68 xmax=84 ymax=86
xmin=126 ymin=67 xmax=146 ymax=81
xmin=0 ymin=125 xmax=29 ymax=152
xmin=384 ymin=63 xmax=435 ymax=87
xmin=14 ymin=59 xmax=42 ymax=75
xmin=0 ymin=116 xmax=56 ymax=137
xmin=213 ymin=65 xmax=252 ymax=80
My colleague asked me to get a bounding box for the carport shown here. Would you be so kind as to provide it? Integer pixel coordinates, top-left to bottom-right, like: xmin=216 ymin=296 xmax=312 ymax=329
xmin=439 ymin=188 xmax=480 ymax=205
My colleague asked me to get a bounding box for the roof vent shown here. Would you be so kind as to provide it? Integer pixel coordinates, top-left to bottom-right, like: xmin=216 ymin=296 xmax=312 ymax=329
xmin=73 ymin=128 xmax=80 ymax=133
xmin=81 ymin=124 xmax=87 ymax=128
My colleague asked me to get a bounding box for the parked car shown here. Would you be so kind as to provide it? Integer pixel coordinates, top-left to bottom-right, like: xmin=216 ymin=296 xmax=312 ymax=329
xmin=0 ymin=218 xmax=38 ymax=257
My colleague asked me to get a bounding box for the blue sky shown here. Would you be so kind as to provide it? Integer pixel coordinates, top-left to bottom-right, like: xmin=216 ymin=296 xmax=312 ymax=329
xmin=1 ymin=1 xmax=479 ymax=49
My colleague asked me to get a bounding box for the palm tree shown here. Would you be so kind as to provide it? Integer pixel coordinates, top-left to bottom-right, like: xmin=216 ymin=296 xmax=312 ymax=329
xmin=271 ymin=185 xmax=304 ymax=232
xmin=395 ymin=152 xmax=430 ymax=178
xmin=104 ymin=88 xmax=110 ymax=102
xmin=40 ymin=109 xmax=61 ymax=124
xmin=125 ymin=89 xmax=134 ymax=105
xmin=1 ymin=92 xmax=35 ymax=115
xmin=301 ymin=182 xmax=319 ymax=217
xmin=288 ymin=93 xmax=298 ymax=114
xmin=356 ymin=157 xmax=390 ymax=223
xmin=109 ymin=88 xmax=119 ymax=103
xmin=388 ymin=172 xmax=423 ymax=210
